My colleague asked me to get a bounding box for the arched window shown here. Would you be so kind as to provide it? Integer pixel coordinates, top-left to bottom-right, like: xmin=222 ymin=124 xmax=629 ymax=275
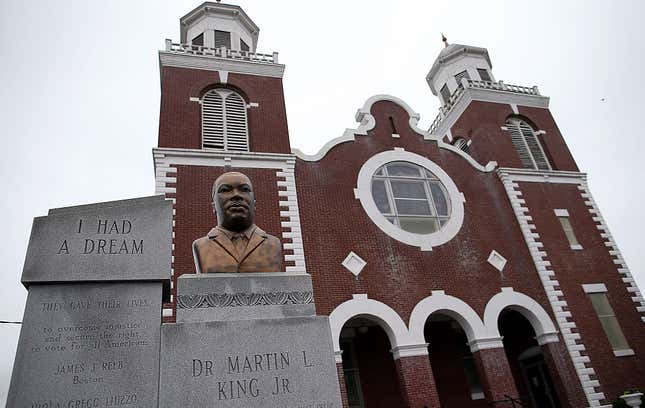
xmin=201 ymin=88 xmax=249 ymax=151
xmin=505 ymin=118 xmax=551 ymax=170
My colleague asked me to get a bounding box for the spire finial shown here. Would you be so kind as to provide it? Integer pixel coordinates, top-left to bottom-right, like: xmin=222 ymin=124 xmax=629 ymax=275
xmin=441 ymin=33 xmax=449 ymax=48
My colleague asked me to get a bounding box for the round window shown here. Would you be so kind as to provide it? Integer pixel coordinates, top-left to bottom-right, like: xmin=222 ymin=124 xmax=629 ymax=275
xmin=356 ymin=150 xmax=465 ymax=250
xmin=371 ymin=161 xmax=451 ymax=234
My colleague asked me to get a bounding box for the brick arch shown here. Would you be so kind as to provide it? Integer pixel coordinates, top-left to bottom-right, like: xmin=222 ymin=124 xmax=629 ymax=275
xmin=328 ymin=294 xmax=413 ymax=354
xmin=408 ymin=290 xmax=488 ymax=345
xmin=483 ymin=288 xmax=558 ymax=342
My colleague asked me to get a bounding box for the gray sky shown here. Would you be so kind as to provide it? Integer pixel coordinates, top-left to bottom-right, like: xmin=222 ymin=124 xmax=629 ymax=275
xmin=1 ymin=0 xmax=644 ymax=403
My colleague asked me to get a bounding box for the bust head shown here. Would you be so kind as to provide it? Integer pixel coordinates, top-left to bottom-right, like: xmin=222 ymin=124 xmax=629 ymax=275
xmin=212 ymin=172 xmax=256 ymax=232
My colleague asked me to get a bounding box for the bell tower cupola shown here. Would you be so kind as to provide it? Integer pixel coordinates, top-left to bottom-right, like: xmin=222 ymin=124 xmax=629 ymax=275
xmin=180 ymin=1 xmax=259 ymax=52
xmin=426 ymin=37 xmax=495 ymax=106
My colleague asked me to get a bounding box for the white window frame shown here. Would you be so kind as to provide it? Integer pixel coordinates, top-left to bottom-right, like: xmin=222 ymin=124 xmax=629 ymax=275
xmin=506 ymin=118 xmax=551 ymax=171
xmin=582 ymin=283 xmax=634 ymax=357
xmin=553 ymin=209 xmax=582 ymax=250
xmin=201 ymin=88 xmax=249 ymax=151
xmin=355 ymin=149 xmax=465 ymax=251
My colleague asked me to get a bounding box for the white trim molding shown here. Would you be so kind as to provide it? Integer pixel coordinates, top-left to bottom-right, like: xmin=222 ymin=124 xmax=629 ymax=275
xmin=498 ymin=170 xmax=606 ymax=407
xmin=355 ymin=149 xmax=465 ymax=251
xmin=390 ymin=343 xmax=429 ymax=359
xmin=159 ymin=51 xmax=285 ymax=78
xmin=292 ymin=94 xmax=497 ymax=173
xmin=578 ymin=181 xmax=645 ymax=323
xmin=483 ymin=288 xmax=559 ymax=339
xmin=613 ymin=349 xmax=635 ymax=357
xmin=468 ymin=337 xmax=505 ymax=353
xmin=582 ymin=283 xmax=608 ymax=294
xmin=341 ymin=251 xmax=366 ymax=277
xmin=328 ymin=294 xmax=414 ymax=356
xmin=408 ymin=290 xmax=488 ymax=345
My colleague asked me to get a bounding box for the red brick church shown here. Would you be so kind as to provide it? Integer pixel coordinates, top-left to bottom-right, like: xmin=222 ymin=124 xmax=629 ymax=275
xmin=152 ymin=2 xmax=645 ymax=407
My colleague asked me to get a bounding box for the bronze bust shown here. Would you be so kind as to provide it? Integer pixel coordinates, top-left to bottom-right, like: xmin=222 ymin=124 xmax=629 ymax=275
xmin=192 ymin=172 xmax=283 ymax=273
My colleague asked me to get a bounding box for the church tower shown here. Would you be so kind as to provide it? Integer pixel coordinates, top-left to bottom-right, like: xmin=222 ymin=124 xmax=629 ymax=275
xmin=154 ymin=2 xmax=303 ymax=321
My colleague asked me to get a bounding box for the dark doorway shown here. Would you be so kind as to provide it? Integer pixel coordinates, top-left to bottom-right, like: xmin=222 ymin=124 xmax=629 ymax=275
xmin=499 ymin=309 xmax=561 ymax=408
xmin=425 ymin=314 xmax=487 ymax=408
xmin=340 ymin=318 xmax=405 ymax=408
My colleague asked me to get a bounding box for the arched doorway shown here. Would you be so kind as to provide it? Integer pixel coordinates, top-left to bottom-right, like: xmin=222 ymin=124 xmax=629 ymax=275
xmin=499 ymin=309 xmax=561 ymax=408
xmin=425 ymin=314 xmax=487 ymax=408
xmin=340 ymin=317 xmax=405 ymax=408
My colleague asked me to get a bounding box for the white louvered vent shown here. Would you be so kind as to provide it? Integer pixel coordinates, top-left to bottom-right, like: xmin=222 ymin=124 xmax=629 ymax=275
xmin=506 ymin=118 xmax=551 ymax=170
xmin=201 ymin=89 xmax=249 ymax=151
xmin=453 ymin=137 xmax=470 ymax=154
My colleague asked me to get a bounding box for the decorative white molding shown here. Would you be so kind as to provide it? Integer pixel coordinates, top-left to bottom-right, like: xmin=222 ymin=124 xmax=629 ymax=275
xmin=484 ymin=288 xmax=559 ymax=338
xmin=328 ymin=294 xmax=414 ymax=354
xmin=582 ymin=283 xmax=608 ymax=294
xmin=498 ymin=170 xmax=606 ymax=407
xmin=487 ymin=250 xmax=507 ymax=272
xmin=536 ymin=332 xmax=560 ymax=346
xmin=578 ymin=181 xmax=645 ymax=321
xmin=613 ymin=349 xmax=635 ymax=357
xmin=355 ymin=149 xmax=465 ymax=251
xmin=554 ymin=209 xmax=569 ymax=217
xmin=341 ymin=251 xmax=366 ymax=277
xmin=408 ymin=290 xmax=489 ymax=344
xmin=292 ymin=94 xmax=496 ymax=173
xmin=390 ymin=343 xmax=429 ymax=360
xmin=468 ymin=337 xmax=505 ymax=353
xmin=429 ymin=87 xmax=550 ymax=140
xmin=497 ymin=167 xmax=587 ymax=185
xmin=159 ymin=51 xmax=285 ymax=78
xmin=218 ymin=70 xmax=228 ymax=84
xmin=510 ymin=103 xmax=519 ymax=114
xmin=334 ymin=350 xmax=343 ymax=364
xmin=277 ymin=159 xmax=306 ymax=274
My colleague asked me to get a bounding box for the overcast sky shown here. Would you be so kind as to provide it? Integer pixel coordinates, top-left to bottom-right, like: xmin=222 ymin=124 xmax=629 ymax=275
xmin=1 ymin=0 xmax=644 ymax=403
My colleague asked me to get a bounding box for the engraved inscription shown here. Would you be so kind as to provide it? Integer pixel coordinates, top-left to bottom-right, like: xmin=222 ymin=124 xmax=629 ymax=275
xmin=56 ymin=219 xmax=144 ymax=256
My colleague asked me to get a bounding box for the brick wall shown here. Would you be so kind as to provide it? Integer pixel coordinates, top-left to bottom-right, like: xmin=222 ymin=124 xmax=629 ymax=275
xmin=520 ymin=181 xmax=645 ymax=402
xmin=297 ymin=100 xmax=550 ymax=322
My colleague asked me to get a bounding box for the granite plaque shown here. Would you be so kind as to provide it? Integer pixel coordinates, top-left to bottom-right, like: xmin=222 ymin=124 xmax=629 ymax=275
xmin=7 ymin=282 xmax=162 ymax=408
xmin=176 ymin=273 xmax=316 ymax=322
xmin=159 ymin=316 xmax=342 ymax=408
xmin=22 ymin=196 xmax=172 ymax=285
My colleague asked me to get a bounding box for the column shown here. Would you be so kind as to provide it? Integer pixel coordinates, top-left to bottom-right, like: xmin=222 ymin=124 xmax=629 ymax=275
xmin=471 ymin=346 xmax=520 ymax=406
xmin=335 ymin=352 xmax=350 ymax=408
xmin=391 ymin=345 xmax=441 ymax=408
xmin=539 ymin=338 xmax=588 ymax=408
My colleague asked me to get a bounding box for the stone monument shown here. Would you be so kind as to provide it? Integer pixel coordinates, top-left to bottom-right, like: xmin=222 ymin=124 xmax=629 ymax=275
xmin=7 ymin=195 xmax=173 ymax=407
xmin=8 ymin=175 xmax=342 ymax=407
xmin=159 ymin=173 xmax=342 ymax=407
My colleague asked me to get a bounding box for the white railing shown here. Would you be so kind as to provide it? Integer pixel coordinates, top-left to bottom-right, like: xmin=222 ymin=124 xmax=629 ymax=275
xmin=164 ymin=39 xmax=279 ymax=64
xmin=429 ymin=79 xmax=541 ymax=134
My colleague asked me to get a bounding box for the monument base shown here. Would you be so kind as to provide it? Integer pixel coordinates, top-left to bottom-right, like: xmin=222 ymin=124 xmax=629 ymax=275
xmin=159 ymin=273 xmax=342 ymax=408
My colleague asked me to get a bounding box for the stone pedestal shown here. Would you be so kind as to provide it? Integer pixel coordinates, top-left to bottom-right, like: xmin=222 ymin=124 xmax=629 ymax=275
xmin=159 ymin=273 xmax=343 ymax=408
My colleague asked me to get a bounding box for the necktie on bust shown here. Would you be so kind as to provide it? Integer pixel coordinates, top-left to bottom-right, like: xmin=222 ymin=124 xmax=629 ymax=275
xmin=231 ymin=233 xmax=248 ymax=257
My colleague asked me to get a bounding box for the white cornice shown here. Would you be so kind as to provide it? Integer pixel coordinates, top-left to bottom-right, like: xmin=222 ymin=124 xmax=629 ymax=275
xmin=432 ymin=87 xmax=550 ymax=139
xmin=159 ymin=51 xmax=285 ymax=78
xmin=292 ymin=94 xmax=496 ymax=173
xmin=153 ymin=147 xmax=295 ymax=171
xmin=497 ymin=168 xmax=587 ymax=184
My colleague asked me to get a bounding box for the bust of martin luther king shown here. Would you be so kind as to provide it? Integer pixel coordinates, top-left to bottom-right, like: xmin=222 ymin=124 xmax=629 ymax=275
xmin=192 ymin=172 xmax=283 ymax=273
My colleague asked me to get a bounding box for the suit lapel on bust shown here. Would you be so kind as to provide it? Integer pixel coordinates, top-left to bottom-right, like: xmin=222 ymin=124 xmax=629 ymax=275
xmin=239 ymin=228 xmax=267 ymax=264
xmin=208 ymin=228 xmax=240 ymax=263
